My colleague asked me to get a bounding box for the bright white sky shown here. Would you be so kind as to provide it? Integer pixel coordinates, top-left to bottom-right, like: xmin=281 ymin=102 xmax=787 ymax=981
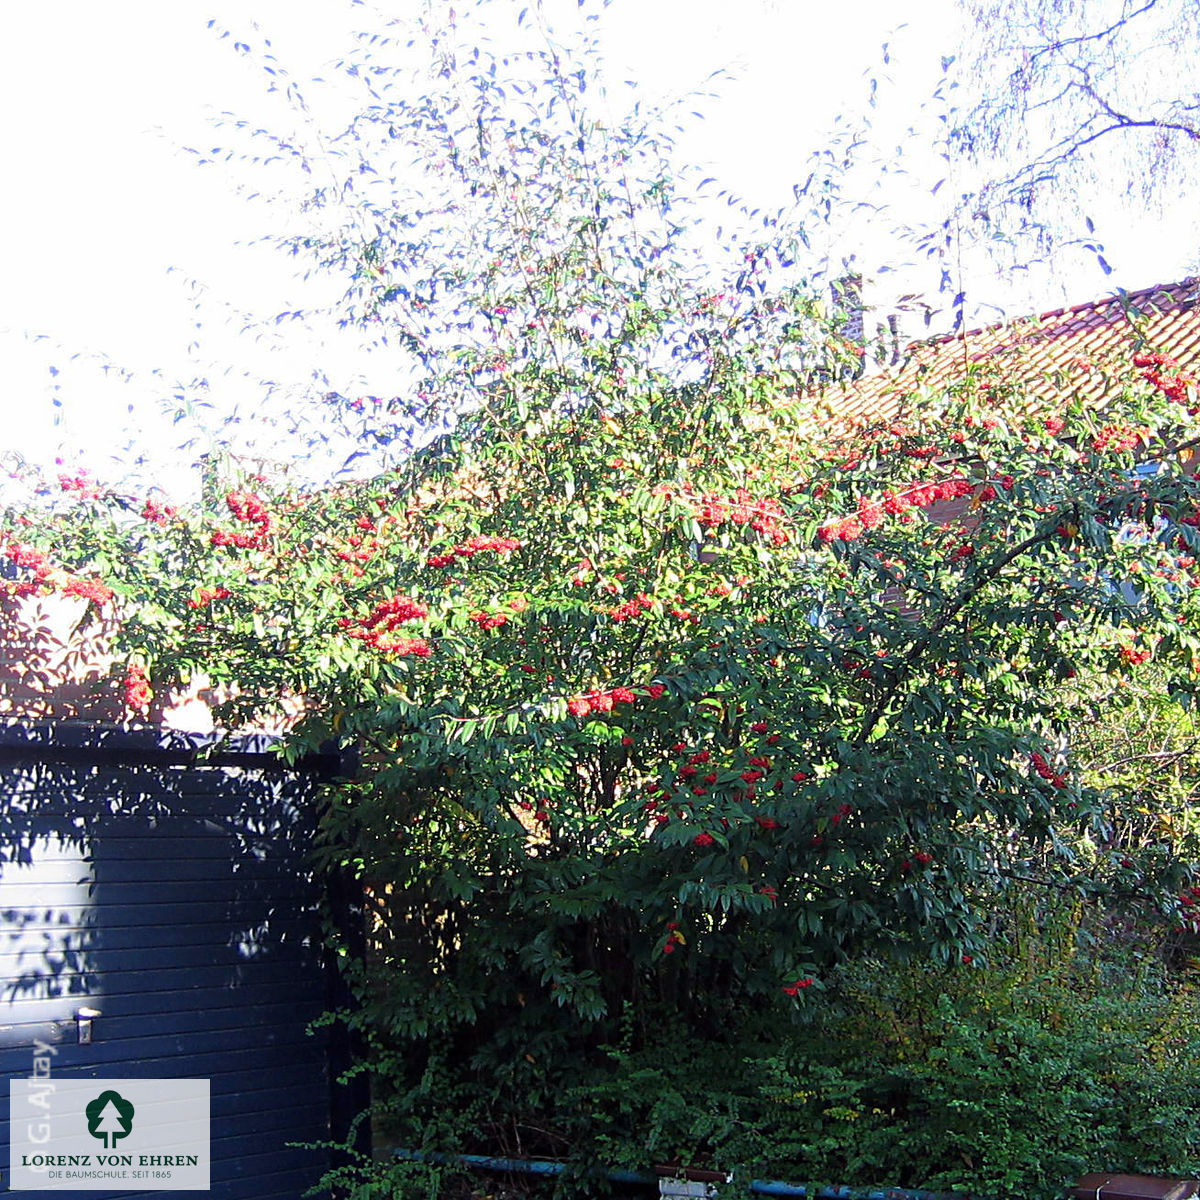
xmin=0 ymin=0 xmax=1191 ymax=492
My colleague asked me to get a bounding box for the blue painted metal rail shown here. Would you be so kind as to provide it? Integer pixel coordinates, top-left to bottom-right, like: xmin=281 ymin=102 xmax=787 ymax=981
xmin=394 ymin=1148 xmax=984 ymax=1200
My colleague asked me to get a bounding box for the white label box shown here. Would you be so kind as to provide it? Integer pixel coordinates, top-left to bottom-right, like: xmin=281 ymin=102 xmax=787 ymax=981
xmin=9 ymin=1078 xmax=209 ymax=1191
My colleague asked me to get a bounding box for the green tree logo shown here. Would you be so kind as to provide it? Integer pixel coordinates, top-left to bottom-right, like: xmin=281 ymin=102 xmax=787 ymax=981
xmin=85 ymin=1090 xmax=135 ymax=1149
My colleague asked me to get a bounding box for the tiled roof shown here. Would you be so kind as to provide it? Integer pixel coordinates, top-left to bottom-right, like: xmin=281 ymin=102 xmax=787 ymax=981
xmin=810 ymin=276 xmax=1200 ymax=428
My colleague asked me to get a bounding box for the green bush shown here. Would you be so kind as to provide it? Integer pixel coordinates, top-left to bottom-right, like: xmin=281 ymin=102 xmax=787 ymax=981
xmin=772 ymin=953 xmax=1200 ymax=1197
xmin=368 ymin=937 xmax=1200 ymax=1200
xmin=13 ymin=9 xmax=1200 ymax=1200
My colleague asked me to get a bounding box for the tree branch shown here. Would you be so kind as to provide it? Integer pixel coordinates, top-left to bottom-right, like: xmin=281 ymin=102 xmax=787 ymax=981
xmin=1021 ymin=0 xmax=1161 ymax=69
xmin=1087 ymin=738 xmax=1200 ymax=776
xmin=854 ymin=525 xmax=1057 ymax=747
xmin=1075 ymin=74 xmax=1200 ymax=141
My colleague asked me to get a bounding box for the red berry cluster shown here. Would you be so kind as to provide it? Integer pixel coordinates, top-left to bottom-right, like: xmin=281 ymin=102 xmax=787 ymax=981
xmin=5 ymin=540 xmax=52 ymax=578
xmin=899 ymin=850 xmax=934 ymax=872
xmin=187 ymin=586 xmax=231 ymax=610
xmin=3 ymin=540 xmax=113 ymax=606
xmin=338 ymin=595 xmax=432 ymax=656
xmin=124 ymin=663 xmax=153 ymax=713
xmin=819 ymin=476 xmax=994 ymax=543
xmin=1175 ymin=886 xmax=1200 ymax=934
xmin=699 ymin=489 xmax=788 ymax=545
xmin=226 ymin=490 xmax=269 ymax=523
xmin=141 ymin=499 xmax=178 ymax=526
xmin=1091 ymin=424 xmax=1147 ymax=454
xmin=427 ymin=535 xmax=521 ymax=568
xmin=668 ymin=598 xmax=699 ymax=623
xmin=61 ymin=578 xmax=115 ymax=604
xmin=1030 ymin=751 xmax=1068 ymax=789
xmin=469 ymin=611 xmax=509 ymax=630
xmin=653 ymin=484 xmax=789 ymax=545
xmin=782 ymin=977 xmax=814 ymax=996
xmin=1134 ymin=351 xmax=1198 ymax=407
xmin=565 ymin=685 xmax=641 ymax=717
xmin=609 ymin=592 xmax=654 ymax=622
xmin=59 ymin=473 xmax=102 ymax=500
xmin=211 ymin=491 xmax=272 ymax=550
xmin=333 ymin=521 xmax=395 ymax=573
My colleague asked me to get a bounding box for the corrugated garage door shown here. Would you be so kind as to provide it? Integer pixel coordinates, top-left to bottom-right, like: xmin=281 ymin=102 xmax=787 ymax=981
xmin=0 ymin=724 xmax=338 ymax=1199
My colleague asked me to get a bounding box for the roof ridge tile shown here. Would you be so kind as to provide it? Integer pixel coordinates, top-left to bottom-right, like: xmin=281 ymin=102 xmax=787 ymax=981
xmin=923 ymin=276 xmax=1200 ymax=347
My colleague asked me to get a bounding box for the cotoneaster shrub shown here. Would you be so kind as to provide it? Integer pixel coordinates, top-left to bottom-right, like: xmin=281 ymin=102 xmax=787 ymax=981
xmin=5 ymin=7 xmax=1200 ymax=1197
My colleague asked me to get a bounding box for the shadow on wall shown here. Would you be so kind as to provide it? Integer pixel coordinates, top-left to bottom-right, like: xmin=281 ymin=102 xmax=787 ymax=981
xmin=0 ymin=590 xmax=220 ymax=730
xmin=0 ymin=740 xmax=324 ymax=1060
xmin=0 ymin=575 xmax=341 ymax=1196
xmin=0 ymin=591 xmax=120 ymax=722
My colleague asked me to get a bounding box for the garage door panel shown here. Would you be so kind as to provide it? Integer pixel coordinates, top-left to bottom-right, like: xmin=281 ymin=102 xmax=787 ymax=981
xmin=0 ymin=729 xmax=335 ymax=1200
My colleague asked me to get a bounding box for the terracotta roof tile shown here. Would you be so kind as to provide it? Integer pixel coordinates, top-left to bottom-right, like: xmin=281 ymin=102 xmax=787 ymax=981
xmin=804 ymin=277 xmax=1200 ymax=430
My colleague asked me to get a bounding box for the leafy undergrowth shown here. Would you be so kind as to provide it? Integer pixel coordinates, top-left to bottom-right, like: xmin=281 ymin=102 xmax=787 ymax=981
xmin=362 ymin=934 xmax=1200 ymax=1200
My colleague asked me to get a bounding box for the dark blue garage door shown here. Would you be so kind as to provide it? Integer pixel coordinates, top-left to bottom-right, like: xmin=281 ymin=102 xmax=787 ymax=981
xmin=0 ymin=724 xmax=338 ymax=1199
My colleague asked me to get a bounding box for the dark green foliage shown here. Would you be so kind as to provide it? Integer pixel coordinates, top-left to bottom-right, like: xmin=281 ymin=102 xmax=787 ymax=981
xmin=776 ymin=955 xmax=1200 ymax=1197
xmin=361 ymin=928 xmax=1200 ymax=1200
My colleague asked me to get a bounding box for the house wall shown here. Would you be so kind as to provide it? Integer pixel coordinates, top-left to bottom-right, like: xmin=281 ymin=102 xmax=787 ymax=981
xmin=0 ymin=725 xmax=334 ymax=1199
xmin=0 ymin=592 xmax=214 ymax=731
xmin=0 ymin=586 xmax=351 ymax=1198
